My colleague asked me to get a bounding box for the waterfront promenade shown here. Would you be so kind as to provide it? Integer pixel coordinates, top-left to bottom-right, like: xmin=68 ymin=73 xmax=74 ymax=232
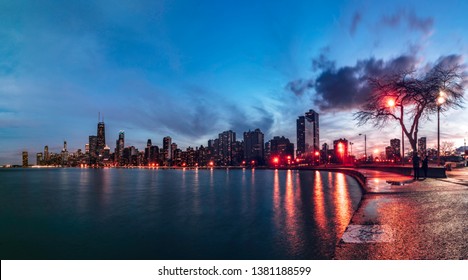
xmin=335 ymin=167 xmax=468 ymax=259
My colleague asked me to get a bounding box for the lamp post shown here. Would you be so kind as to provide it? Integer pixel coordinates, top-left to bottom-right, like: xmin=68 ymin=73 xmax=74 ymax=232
xmin=437 ymin=92 xmax=446 ymax=166
xmin=359 ymin=134 xmax=367 ymax=162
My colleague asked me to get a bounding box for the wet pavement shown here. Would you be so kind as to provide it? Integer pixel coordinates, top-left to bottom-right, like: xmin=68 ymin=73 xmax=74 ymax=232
xmin=334 ymin=167 xmax=468 ymax=260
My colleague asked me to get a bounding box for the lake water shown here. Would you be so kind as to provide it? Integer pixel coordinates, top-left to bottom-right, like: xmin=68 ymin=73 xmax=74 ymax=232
xmin=0 ymin=168 xmax=363 ymax=259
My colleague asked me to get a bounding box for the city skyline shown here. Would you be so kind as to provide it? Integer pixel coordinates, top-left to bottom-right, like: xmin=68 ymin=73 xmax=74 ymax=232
xmin=1 ymin=0 xmax=467 ymax=165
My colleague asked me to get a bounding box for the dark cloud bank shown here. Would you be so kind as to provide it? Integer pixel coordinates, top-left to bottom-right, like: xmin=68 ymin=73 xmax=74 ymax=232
xmin=286 ymin=54 xmax=464 ymax=112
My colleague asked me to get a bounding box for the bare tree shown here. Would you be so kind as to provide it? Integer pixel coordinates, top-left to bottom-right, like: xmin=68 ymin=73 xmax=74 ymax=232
xmin=355 ymin=61 xmax=465 ymax=152
xmin=440 ymin=141 xmax=455 ymax=156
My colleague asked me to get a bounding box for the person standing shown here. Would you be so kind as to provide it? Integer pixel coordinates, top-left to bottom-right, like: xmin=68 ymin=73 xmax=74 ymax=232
xmin=412 ymin=152 xmax=420 ymax=180
xmin=422 ymin=156 xmax=429 ymax=179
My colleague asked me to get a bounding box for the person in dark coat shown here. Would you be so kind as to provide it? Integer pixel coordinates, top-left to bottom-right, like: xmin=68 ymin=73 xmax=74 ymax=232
xmin=412 ymin=152 xmax=420 ymax=180
xmin=422 ymin=156 xmax=429 ymax=179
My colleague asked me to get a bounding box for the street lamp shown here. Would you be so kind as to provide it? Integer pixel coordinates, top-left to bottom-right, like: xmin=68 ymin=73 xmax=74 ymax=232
xmin=359 ymin=133 xmax=367 ymax=162
xmin=437 ymin=91 xmax=446 ymax=166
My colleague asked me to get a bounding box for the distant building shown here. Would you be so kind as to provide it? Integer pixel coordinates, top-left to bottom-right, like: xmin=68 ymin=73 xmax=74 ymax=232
xmin=62 ymin=141 xmax=68 ymax=165
xmin=144 ymin=139 xmax=152 ymax=165
xmin=321 ymin=143 xmax=330 ymax=163
xmin=97 ymin=118 xmax=106 ymax=157
xmin=385 ymin=146 xmax=393 ymax=160
xmin=244 ymin=129 xmax=264 ymax=165
xmin=36 ymin=152 xmax=43 ymax=165
xmin=115 ymin=131 xmax=125 ymax=165
xmin=418 ymin=137 xmax=427 ymax=156
xmin=390 ymin=138 xmax=401 ymax=160
xmin=218 ymin=130 xmax=236 ymax=166
xmin=22 ymin=151 xmax=28 ymax=167
xmin=103 ymin=146 xmax=110 ymax=160
xmin=163 ymin=136 xmax=172 ymax=163
xmin=44 ymin=145 xmax=49 ymax=163
xmin=266 ymin=136 xmax=294 ymax=165
xmin=171 ymin=142 xmax=178 ymax=161
xmin=297 ymin=109 xmax=319 ymax=162
xmin=89 ymin=135 xmax=98 ymax=163
xmin=333 ymin=138 xmax=349 ymax=164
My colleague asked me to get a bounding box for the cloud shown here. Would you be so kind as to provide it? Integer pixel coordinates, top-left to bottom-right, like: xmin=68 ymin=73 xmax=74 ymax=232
xmin=287 ymin=53 xmax=467 ymax=112
xmin=287 ymin=54 xmax=420 ymax=111
xmin=285 ymin=78 xmax=314 ymax=96
xmin=381 ymin=9 xmax=433 ymax=35
xmin=349 ymin=11 xmax=362 ymax=36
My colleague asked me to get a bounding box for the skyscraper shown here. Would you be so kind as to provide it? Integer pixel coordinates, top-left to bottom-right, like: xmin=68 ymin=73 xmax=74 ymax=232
xmin=44 ymin=145 xmax=49 ymax=163
xmin=97 ymin=117 xmax=106 ymax=157
xmin=36 ymin=153 xmax=43 ymax=166
xmin=115 ymin=131 xmax=125 ymax=165
xmin=61 ymin=140 xmax=69 ymax=165
xmin=89 ymin=135 xmax=98 ymax=163
xmin=218 ymin=130 xmax=236 ymax=166
xmin=243 ymin=129 xmax=264 ymax=165
xmin=163 ymin=136 xmax=172 ymax=163
xmin=145 ymin=139 xmax=152 ymax=165
xmin=297 ymin=109 xmax=319 ymax=161
xmin=171 ymin=142 xmax=178 ymax=161
xmin=296 ymin=116 xmax=305 ymax=158
xmin=22 ymin=151 xmax=28 ymax=167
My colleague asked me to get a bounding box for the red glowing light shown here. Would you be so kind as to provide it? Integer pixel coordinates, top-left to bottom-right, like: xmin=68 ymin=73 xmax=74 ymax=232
xmin=273 ymin=157 xmax=279 ymax=164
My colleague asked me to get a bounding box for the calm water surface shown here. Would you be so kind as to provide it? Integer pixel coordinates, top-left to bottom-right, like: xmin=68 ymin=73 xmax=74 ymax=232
xmin=0 ymin=168 xmax=362 ymax=259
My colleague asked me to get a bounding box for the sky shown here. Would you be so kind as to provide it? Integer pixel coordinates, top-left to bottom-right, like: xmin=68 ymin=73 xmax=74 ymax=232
xmin=1 ymin=0 xmax=467 ymax=165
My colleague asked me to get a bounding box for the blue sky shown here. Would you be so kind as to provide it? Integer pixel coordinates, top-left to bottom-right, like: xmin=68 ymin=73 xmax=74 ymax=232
xmin=1 ymin=0 xmax=467 ymax=164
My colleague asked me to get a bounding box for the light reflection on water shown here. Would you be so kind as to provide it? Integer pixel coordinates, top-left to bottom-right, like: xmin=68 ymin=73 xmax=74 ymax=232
xmin=0 ymin=168 xmax=362 ymax=260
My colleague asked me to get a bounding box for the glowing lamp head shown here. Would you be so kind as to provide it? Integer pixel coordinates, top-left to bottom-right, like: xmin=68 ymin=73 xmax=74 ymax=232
xmin=437 ymin=96 xmax=445 ymax=105
xmin=314 ymin=151 xmax=319 ymax=156
xmin=338 ymin=142 xmax=344 ymax=153
xmin=387 ymin=99 xmax=395 ymax=107
xmin=273 ymin=157 xmax=279 ymax=164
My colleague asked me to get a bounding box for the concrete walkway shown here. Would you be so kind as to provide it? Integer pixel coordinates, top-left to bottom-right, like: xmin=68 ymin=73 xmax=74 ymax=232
xmin=334 ymin=167 xmax=468 ymax=259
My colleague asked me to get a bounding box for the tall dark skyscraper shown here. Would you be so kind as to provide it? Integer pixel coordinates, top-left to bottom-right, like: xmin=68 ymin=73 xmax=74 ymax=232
xmin=218 ymin=130 xmax=236 ymax=166
xmin=145 ymin=139 xmax=152 ymax=164
xmin=296 ymin=116 xmax=305 ymax=158
xmin=62 ymin=140 xmax=68 ymax=165
xmin=163 ymin=136 xmax=172 ymax=162
xmin=44 ymin=145 xmax=49 ymax=162
xmin=97 ymin=114 xmax=106 ymax=157
xmin=115 ymin=131 xmax=125 ymax=165
xmin=243 ymin=129 xmax=264 ymax=165
xmin=297 ymin=109 xmax=319 ymax=160
xmin=89 ymin=135 xmax=98 ymax=160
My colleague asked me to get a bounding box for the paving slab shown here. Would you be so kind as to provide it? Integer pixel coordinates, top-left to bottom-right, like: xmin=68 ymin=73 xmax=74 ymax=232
xmin=334 ymin=167 xmax=468 ymax=260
